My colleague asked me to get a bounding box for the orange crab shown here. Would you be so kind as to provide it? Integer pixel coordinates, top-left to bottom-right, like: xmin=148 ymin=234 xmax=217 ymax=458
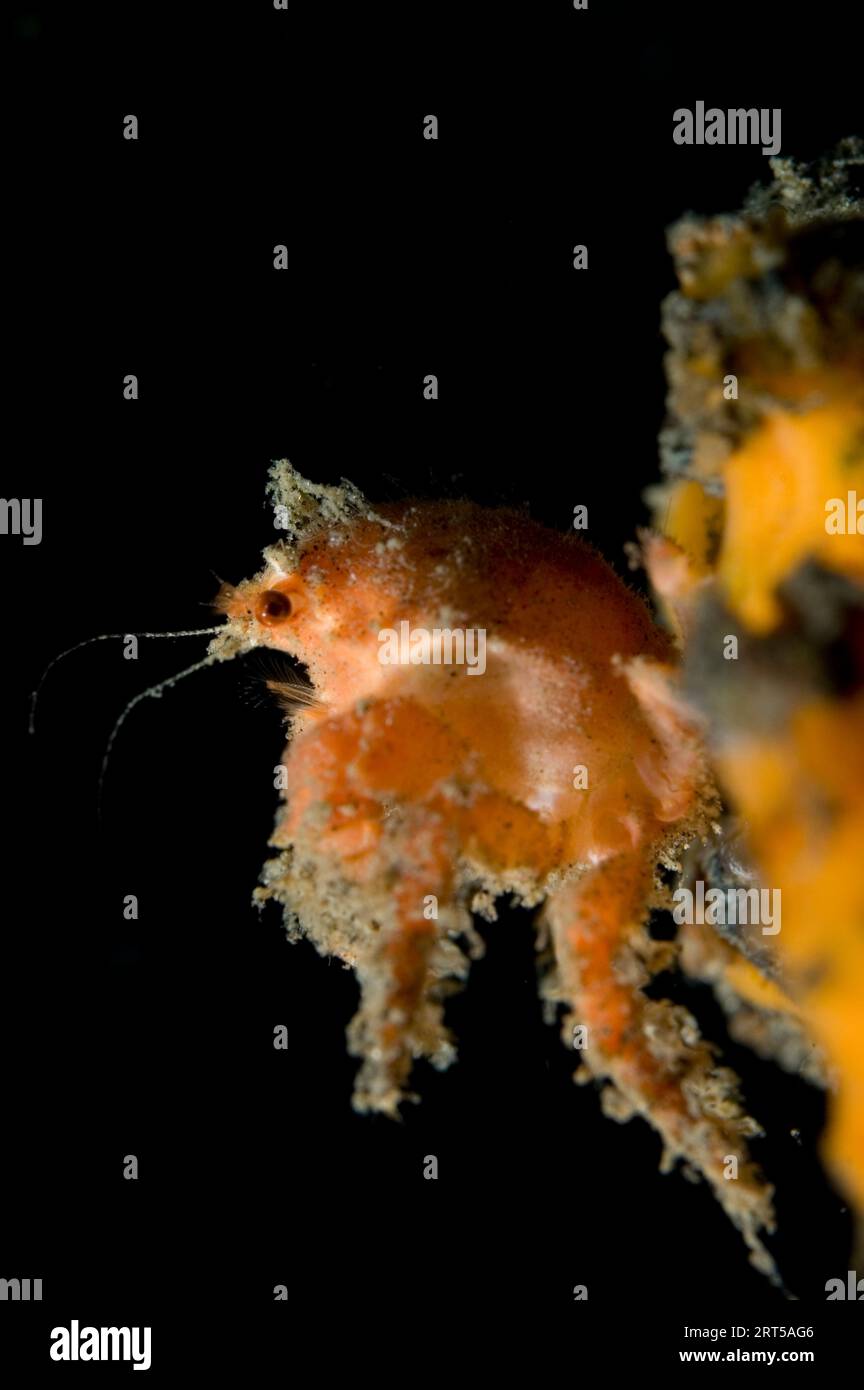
xmin=210 ymin=460 xmax=777 ymax=1276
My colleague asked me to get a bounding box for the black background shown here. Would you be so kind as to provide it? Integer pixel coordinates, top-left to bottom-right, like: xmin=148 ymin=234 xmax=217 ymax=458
xmin=4 ymin=0 xmax=863 ymax=1372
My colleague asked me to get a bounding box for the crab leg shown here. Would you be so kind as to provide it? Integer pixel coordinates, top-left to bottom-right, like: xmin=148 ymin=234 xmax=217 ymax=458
xmin=347 ymin=806 xmax=460 ymax=1114
xmin=544 ymin=851 xmax=778 ymax=1278
xmin=264 ymin=700 xmax=466 ymax=1115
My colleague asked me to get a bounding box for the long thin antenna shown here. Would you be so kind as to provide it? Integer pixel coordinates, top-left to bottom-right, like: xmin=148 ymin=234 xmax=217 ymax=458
xmin=97 ymin=652 xmax=219 ymax=822
xmin=29 ymin=627 xmax=223 ymax=734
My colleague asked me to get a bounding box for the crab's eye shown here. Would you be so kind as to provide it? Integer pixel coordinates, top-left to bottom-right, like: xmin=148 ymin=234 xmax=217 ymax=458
xmin=256 ymin=589 xmax=293 ymax=626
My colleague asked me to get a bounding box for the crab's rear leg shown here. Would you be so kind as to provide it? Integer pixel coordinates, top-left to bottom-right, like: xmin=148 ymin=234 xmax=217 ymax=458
xmin=543 ymin=851 xmax=778 ymax=1278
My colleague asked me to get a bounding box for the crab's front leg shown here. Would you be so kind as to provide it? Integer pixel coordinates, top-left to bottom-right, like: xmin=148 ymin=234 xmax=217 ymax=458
xmin=543 ymin=850 xmax=778 ymax=1278
xmin=346 ymin=801 xmax=463 ymax=1114
xmin=262 ymin=699 xmax=468 ymax=1115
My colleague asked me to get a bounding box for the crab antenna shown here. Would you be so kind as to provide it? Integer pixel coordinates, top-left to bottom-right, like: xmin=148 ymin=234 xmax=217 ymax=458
xmin=28 ymin=626 xmax=224 ymax=734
